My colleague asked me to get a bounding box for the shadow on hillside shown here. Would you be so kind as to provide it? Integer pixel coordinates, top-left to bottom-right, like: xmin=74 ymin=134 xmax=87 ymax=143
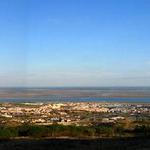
xmin=0 ymin=137 xmax=150 ymax=150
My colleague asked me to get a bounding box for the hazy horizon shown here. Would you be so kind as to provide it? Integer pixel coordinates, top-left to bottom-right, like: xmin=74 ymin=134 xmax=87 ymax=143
xmin=0 ymin=0 xmax=150 ymax=87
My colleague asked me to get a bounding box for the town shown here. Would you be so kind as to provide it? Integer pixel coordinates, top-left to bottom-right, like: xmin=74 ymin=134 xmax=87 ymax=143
xmin=0 ymin=102 xmax=149 ymax=126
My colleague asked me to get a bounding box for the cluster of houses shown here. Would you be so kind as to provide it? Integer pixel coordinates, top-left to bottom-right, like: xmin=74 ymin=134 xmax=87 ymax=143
xmin=0 ymin=102 xmax=149 ymax=125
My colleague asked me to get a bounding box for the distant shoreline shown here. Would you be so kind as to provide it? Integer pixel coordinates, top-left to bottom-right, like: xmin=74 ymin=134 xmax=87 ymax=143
xmin=0 ymin=87 xmax=150 ymax=103
xmin=0 ymin=97 xmax=150 ymax=103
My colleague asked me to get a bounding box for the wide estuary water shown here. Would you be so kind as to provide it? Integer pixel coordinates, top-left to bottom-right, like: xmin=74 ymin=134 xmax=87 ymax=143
xmin=0 ymin=87 xmax=150 ymax=103
xmin=0 ymin=97 xmax=150 ymax=103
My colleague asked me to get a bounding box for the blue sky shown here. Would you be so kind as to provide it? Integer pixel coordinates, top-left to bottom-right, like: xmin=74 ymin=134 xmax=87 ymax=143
xmin=0 ymin=0 xmax=150 ymax=87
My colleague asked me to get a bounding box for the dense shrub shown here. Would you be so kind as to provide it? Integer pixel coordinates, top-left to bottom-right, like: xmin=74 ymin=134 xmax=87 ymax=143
xmin=0 ymin=124 xmax=149 ymax=139
xmin=0 ymin=126 xmax=18 ymax=139
xmin=134 ymin=125 xmax=150 ymax=136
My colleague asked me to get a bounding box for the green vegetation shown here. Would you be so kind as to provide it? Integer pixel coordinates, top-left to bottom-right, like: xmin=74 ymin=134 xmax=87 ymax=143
xmin=0 ymin=126 xmax=18 ymax=139
xmin=0 ymin=123 xmax=149 ymax=139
